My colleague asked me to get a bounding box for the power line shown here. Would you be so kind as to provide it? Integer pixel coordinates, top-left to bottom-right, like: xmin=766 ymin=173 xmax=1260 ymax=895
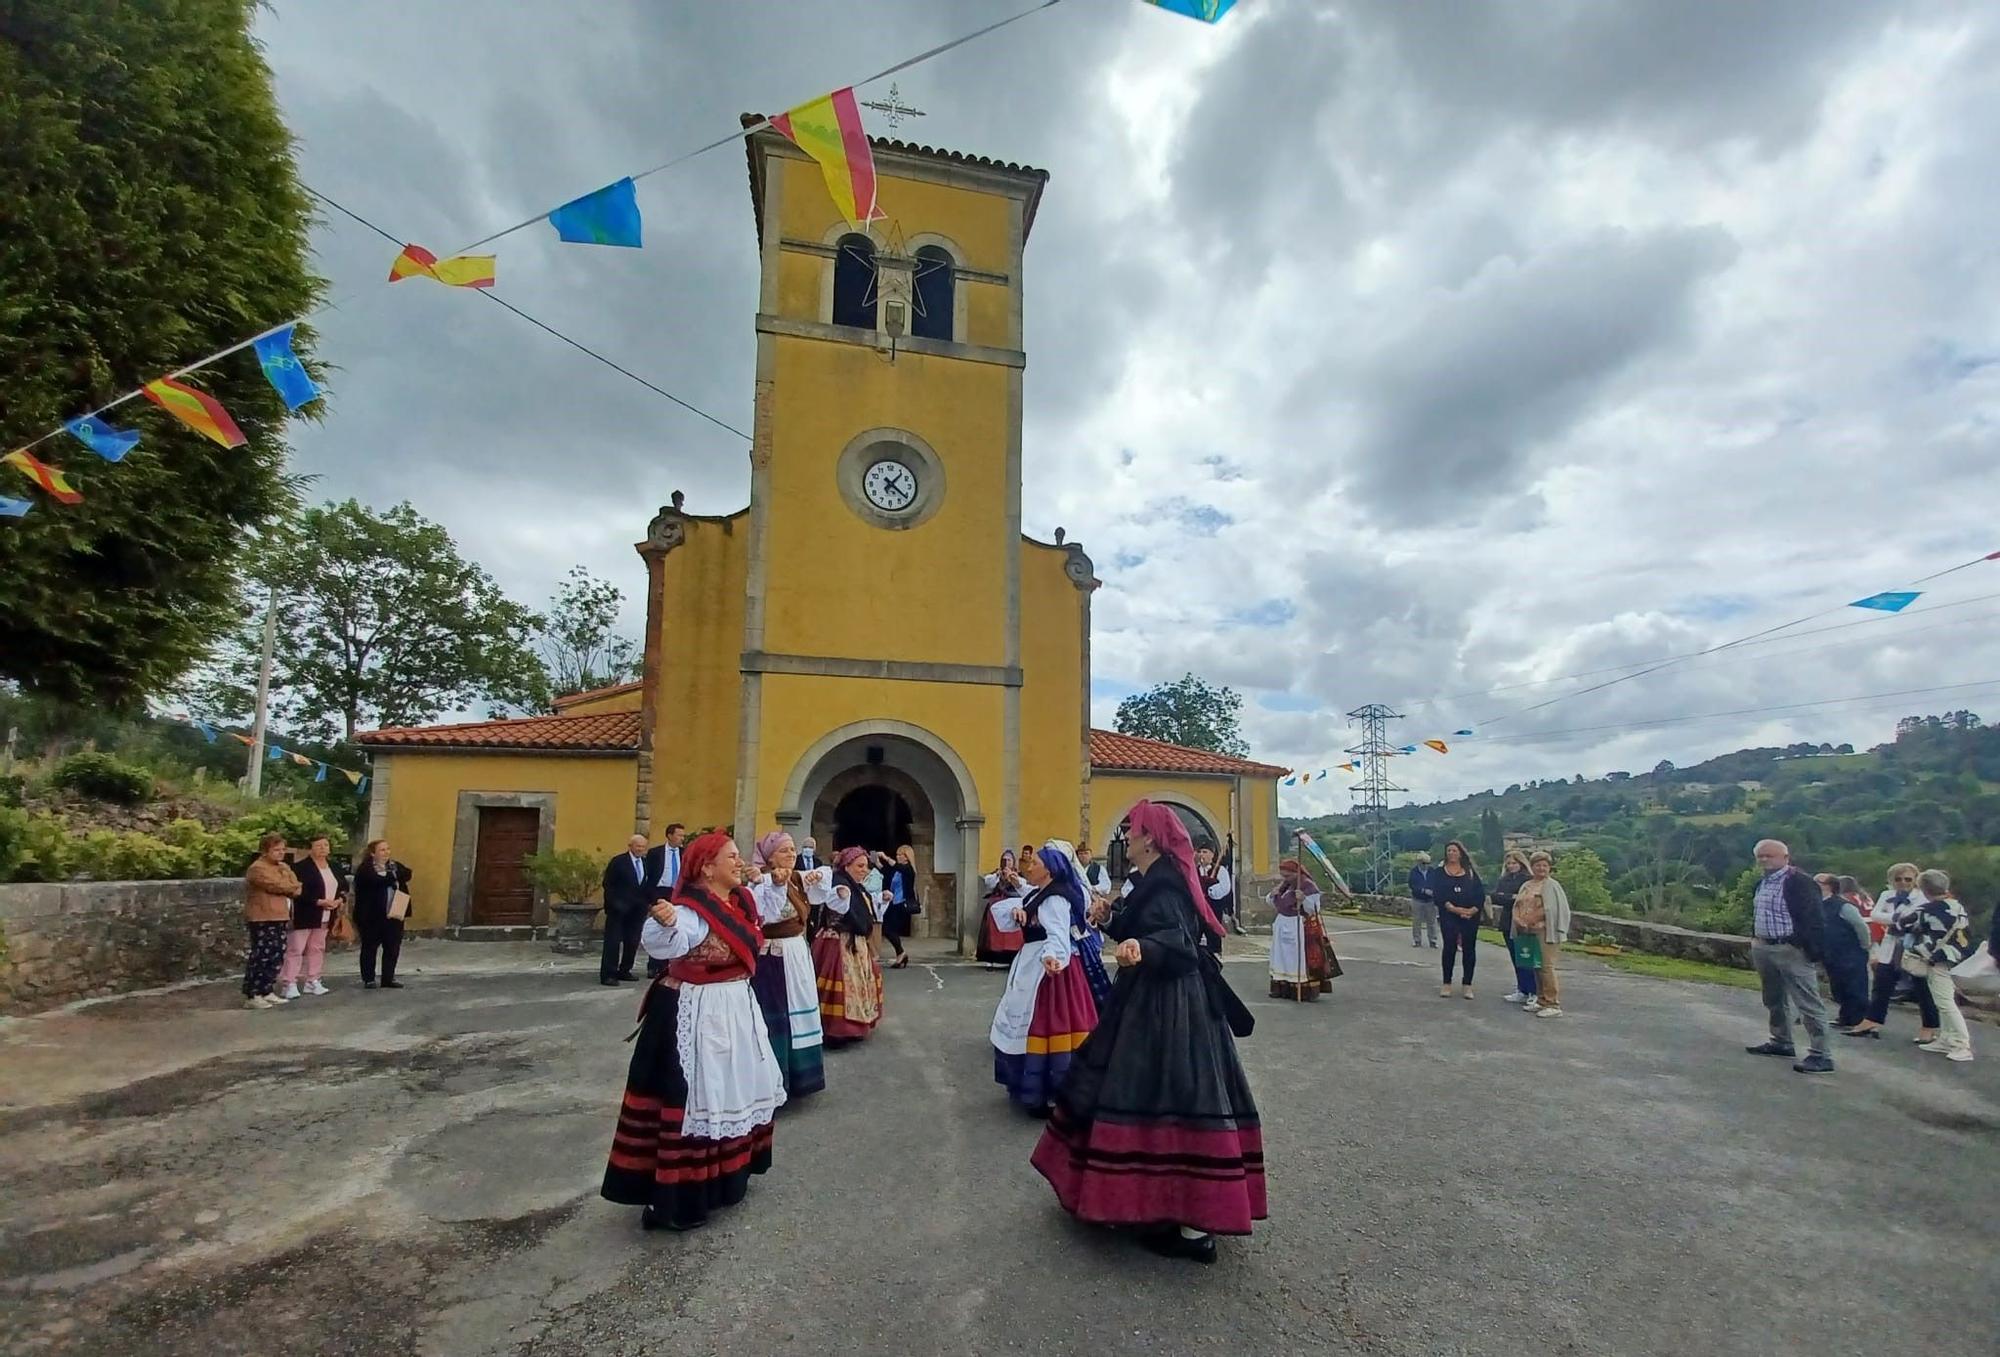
xmin=1466 ymin=678 xmax=2000 ymax=747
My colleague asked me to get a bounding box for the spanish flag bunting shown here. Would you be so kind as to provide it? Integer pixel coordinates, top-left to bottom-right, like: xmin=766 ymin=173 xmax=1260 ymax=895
xmin=770 ymin=88 xmax=880 ymax=230
xmin=341 ymin=769 xmax=362 ymax=786
xmin=289 ymin=751 xmax=314 ymax=767
xmin=143 ymin=377 xmax=247 ymax=449
xmin=229 ymin=732 xmax=254 ymax=746
xmin=1300 ymin=772 xmax=1312 ymax=783
xmin=388 ymin=243 xmax=497 ymax=289
xmin=1424 ymin=739 xmax=1450 ymax=754
xmin=3 ymin=448 xmax=83 ymax=505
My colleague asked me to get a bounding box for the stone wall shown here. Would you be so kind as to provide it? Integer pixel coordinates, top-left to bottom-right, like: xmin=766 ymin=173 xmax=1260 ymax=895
xmin=1328 ymin=892 xmax=1756 ymax=969
xmin=0 ymin=877 xmax=246 ymax=1015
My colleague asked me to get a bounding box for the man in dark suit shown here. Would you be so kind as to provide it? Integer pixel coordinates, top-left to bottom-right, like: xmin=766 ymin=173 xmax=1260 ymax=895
xmin=641 ymin=823 xmax=688 ymax=978
xmin=600 ymin=833 xmax=651 ymax=985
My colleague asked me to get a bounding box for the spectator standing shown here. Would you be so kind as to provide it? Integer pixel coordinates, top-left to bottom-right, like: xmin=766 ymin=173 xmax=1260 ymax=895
xmin=1906 ymin=869 xmax=1974 ymax=1063
xmin=1846 ymin=863 xmax=1937 ymax=1040
xmin=1815 ymin=874 xmax=1872 ymax=1030
xmin=600 ymin=834 xmax=651 ymax=986
xmin=1491 ymin=849 xmax=1534 ymax=1005
xmin=1408 ymin=853 xmax=1439 ymax=949
xmin=279 ymin=834 xmax=347 ymax=999
xmin=643 ymin=823 xmax=688 ymax=978
xmin=1517 ymin=851 xmax=1572 ymax=1018
xmin=1743 ymin=839 xmax=1834 ymax=1075
xmin=352 ymin=839 xmax=414 ymax=989
xmin=1434 ymin=841 xmax=1485 ymax=999
xmin=242 ymin=833 xmax=300 ymax=1010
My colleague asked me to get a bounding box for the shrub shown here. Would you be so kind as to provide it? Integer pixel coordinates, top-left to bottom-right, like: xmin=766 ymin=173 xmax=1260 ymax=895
xmin=70 ymin=829 xmax=202 ymax=882
xmin=4 ymin=812 xmax=77 ymax=882
xmin=50 ymin=752 xmax=155 ymax=805
xmin=521 ymin=848 xmax=602 ymax=905
xmin=0 ymin=807 xmax=28 ymax=881
xmin=0 ymin=771 xmax=25 ymax=808
xmin=225 ymin=801 xmax=344 ymax=854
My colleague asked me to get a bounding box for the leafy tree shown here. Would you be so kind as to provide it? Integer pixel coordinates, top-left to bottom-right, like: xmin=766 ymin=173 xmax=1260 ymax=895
xmin=0 ymin=0 xmax=322 ymax=707
xmin=1478 ymin=806 xmax=1503 ymax=863
xmin=537 ymin=566 xmax=641 ymax=704
xmin=195 ymin=501 xmax=544 ymax=740
xmin=1114 ymin=673 xmax=1248 ymax=757
xmin=1552 ymin=846 xmax=1614 ymax=914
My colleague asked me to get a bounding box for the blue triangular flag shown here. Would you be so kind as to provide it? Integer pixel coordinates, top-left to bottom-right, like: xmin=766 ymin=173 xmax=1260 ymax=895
xmin=314 ymin=763 xmax=328 ymax=783
xmin=253 ymin=325 xmax=319 ymax=410
xmin=548 ymin=177 xmax=642 ymax=248
xmin=194 ymin=720 xmax=218 ymax=743
xmin=268 ymin=744 xmax=285 ymax=761
xmin=65 ymin=414 xmax=142 ymax=462
xmin=356 ymin=775 xmax=370 ymax=797
xmin=1145 ymin=0 xmax=1237 ymax=21
xmin=0 ymin=496 xmax=33 ymax=519
xmin=1849 ymin=590 xmax=1919 ymax=613
xmin=1283 ymin=776 xmax=1297 ymax=786
xmin=1454 ymin=728 xmax=1476 ymax=737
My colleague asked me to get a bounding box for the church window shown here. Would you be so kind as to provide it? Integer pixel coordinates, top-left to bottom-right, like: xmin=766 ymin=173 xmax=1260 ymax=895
xmin=911 ymin=245 xmax=955 ymax=341
xmin=832 ymin=233 xmax=877 ymax=330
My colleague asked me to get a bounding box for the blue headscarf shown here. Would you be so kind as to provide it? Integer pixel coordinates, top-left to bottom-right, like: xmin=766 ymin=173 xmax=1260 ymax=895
xmin=1038 ymin=840 xmax=1086 ymax=923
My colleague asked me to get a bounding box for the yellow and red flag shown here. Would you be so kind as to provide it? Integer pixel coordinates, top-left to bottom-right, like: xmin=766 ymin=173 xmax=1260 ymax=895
xmin=771 ymin=88 xmax=880 ymax=230
xmin=143 ymin=377 xmax=247 ymax=448
xmin=1423 ymin=739 xmax=1450 ymax=754
xmin=3 ymin=448 xmax=83 ymax=504
xmin=388 ymin=243 xmax=496 ymax=289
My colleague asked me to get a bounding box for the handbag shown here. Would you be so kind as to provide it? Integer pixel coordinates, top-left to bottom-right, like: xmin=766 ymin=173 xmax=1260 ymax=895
xmin=1900 ymin=948 xmax=1933 ymax=978
xmin=388 ymin=889 xmax=411 ymax=922
xmin=328 ymin=908 xmax=356 ymax=945
xmin=1514 ymin=886 xmax=1547 ymax=933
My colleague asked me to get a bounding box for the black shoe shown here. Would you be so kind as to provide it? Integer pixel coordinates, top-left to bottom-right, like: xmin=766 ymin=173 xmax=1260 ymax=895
xmin=1140 ymin=1229 xmax=1216 ymax=1265
xmin=363 ymin=980 xmax=378 ymax=989
xmin=1840 ymin=1028 xmax=1882 ymax=1039
xmin=1745 ymin=1040 xmax=1797 ymax=1057
xmin=1792 ymin=1054 xmax=1835 ymax=1074
xmin=615 ymin=972 xmax=638 ymax=982
xmin=601 ymin=978 xmax=621 ymax=987
xmin=641 ymin=1206 xmax=704 ymax=1233
xmin=381 ymin=980 xmax=403 ymax=989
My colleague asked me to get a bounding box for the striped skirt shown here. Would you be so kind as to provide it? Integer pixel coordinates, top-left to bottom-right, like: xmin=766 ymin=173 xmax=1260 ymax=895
xmin=991 ymin=950 xmax=1099 ymax=1111
xmin=754 ymin=937 xmax=826 ymax=1098
xmin=811 ymin=931 xmax=881 ymax=1044
xmin=1030 ymin=1109 xmax=1266 ymax=1236
xmin=601 ymin=984 xmax=774 ymax=1228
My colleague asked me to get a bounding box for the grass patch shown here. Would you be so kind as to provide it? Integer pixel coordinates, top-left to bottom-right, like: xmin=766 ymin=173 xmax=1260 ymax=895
xmin=1601 ymin=951 xmax=1760 ymax=990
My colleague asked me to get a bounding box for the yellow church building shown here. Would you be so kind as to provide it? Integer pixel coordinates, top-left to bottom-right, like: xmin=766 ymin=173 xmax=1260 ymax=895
xmin=357 ymin=119 xmax=1285 ymax=948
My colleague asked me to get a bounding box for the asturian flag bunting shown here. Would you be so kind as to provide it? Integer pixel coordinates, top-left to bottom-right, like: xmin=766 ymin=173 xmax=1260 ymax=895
xmin=143 ymin=377 xmax=247 ymax=448
xmin=3 ymin=448 xmax=83 ymax=505
xmin=771 ymin=88 xmax=880 ymax=230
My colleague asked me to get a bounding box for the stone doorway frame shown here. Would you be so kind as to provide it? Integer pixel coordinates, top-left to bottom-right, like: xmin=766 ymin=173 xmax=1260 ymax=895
xmin=774 ymin=719 xmax=984 ymax=953
xmin=448 ymin=791 xmax=557 ymax=928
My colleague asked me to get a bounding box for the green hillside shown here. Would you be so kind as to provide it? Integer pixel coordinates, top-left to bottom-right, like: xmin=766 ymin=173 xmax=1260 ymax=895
xmin=1285 ymin=711 xmax=1998 ymax=941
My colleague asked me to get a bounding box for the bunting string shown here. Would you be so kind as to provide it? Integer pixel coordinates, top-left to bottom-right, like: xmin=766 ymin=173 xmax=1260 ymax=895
xmin=154 ymin=708 xmax=372 ymax=796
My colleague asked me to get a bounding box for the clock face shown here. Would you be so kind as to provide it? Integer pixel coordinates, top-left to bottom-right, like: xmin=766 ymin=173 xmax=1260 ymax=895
xmin=862 ymin=459 xmax=919 ymax=513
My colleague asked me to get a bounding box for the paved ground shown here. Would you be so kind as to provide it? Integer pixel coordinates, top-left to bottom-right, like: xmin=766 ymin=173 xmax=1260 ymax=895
xmin=1 ymin=924 xmax=1992 ymax=1356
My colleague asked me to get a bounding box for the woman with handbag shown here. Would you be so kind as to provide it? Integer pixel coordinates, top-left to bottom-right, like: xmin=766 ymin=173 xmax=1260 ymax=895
xmin=1902 ymin=869 xmax=1974 ymax=1062
xmin=1491 ymin=850 xmax=1536 ymax=1005
xmin=1845 ymin=864 xmax=1939 ymax=1040
xmin=280 ymin=834 xmax=347 ymax=999
xmin=352 ymin=839 xmax=413 ymax=990
xmin=1516 ymin=852 xmax=1572 ymax=1018
xmin=1030 ymin=801 xmax=1265 ymax=1264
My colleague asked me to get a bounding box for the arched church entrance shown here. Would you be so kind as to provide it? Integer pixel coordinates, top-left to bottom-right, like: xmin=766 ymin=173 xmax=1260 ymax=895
xmin=1101 ymin=797 xmax=1222 ymax=882
xmin=778 ymin=721 xmax=984 ymax=948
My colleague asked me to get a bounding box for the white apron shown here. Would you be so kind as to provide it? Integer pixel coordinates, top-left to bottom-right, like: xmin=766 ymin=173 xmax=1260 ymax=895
xmin=1270 ymin=915 xmax=1308 ymax=983
xmin=775 ymin=934 xmax=823 ymax=1052
xmin=675 ymin=977 xmax=787 ymax=1140
xmin=989 ymin=938 xmax=1053 ymax=1056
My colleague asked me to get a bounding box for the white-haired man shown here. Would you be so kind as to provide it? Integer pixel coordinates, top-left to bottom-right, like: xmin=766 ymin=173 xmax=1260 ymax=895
xmin=1745 ymin=839 xmax=1833 ymax=1074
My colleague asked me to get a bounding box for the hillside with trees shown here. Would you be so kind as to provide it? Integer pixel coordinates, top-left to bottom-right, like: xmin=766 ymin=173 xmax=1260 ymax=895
xmin=1285 ymin=711 xmax=1998 ymax=942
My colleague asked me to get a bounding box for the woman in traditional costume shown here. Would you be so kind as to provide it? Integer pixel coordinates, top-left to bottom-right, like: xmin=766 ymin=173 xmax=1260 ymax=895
xmin=1051 ymin=838 xmax=1114 ymax=1010
xmin=976 ymin=849 xmax=1030 ymax=967
xmin=990 ymin=842 xmax=1102 ymax=1114
xmin=811 ymin=846 xmax=883 ymax=1045
xmin=601 ymin=831 xmax=786 ymax=1232
xmin=1030 ymin=801 xmax=1266 ymax=1264
xmin=1268 ymin=856 xmax=1340 ymax=1001
xmin=746 ymin=831 xmax=827 ymax=1099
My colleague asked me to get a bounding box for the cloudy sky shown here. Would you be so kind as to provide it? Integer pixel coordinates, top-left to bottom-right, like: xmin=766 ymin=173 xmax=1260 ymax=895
xmin=255 ymin=0 xmax=2000 ymax=812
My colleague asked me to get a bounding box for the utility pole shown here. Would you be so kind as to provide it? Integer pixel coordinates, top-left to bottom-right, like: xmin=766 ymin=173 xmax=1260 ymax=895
xmin=245 ymin=586 xmax=277 ymax=797
xmin=1344 ymin=703 xmax=1405 ymax=894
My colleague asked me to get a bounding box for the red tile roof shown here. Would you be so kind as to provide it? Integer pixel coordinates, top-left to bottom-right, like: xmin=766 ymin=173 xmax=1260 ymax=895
xmin=551 ymin=679 xmax=642 ymax=710
xmin=1088 ymin=729 xmax=1289 ymax=778
xmin=357 ymin=712 xmax=640 ymax=753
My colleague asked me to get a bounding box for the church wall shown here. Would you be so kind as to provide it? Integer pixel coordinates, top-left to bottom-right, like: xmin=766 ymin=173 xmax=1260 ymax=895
xmin=751 ymin=671 xmax=1004 ymax=867
xmin=1018 ymin=543 xmax=1087 ymax=843
xmin=1088 ymin=773 xmax=1236 ymax=861
xmin=649 ymin=517 xmax=749 ymax=835
xmin=1246 ymin=776 xmax=1277 ymax=875
xmin=553 ymin=687 xmax=641 ymax=716
xmin=758 ymin=337 xmax=1012 ymax=667
xmin=369 ymin=752 xmax=636 ymax=931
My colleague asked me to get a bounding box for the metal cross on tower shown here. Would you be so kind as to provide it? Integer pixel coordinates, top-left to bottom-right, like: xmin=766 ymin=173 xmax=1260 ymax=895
xmin=861 ymin=83 xmax=926 ymax=132
xmin=1345 ymin=703 xmax=1405 ymax=895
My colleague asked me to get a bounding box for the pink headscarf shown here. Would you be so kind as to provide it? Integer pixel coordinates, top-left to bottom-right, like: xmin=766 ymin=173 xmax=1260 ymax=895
xmin=1127 ymin=801 xmax=1223 ymax=940
xmin=752 ymin=830 xmax=793 ymax=869
xmin=833 ymin=845 xmax=869 ymax=876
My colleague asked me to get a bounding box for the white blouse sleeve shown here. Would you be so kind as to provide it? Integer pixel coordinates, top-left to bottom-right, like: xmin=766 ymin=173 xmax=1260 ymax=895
xmin=1302 ymin=890 xmax=1322 ymax=916
xmin=641 ymin=907 xmax=709 ymax=960
xmin=1207 ymin=867 xmax=1232 ymax=901
xmin=749 ymin=879 xmax=791 ymax=925
xmin=989 ymin=896 xmax=1024 ymax=932
xmin=1037 ymin=897 xmax=1074 ymax=966
xmin=819 ymin=880 xmax=853 ymax=916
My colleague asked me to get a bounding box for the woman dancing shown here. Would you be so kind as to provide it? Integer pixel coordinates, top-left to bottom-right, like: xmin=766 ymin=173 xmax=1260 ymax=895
xmin=601 ymin=831 xmax=786 ymax=1232
xmin=746 ymin=831 xmax=827 ymax=1099
xmin=1030 ymin=801 xmax=1265 ymax=1263
xmin=812 ymin=846 xmax=883 ymax=1046
xmin=989 ymin=841 xmax=1101 ymax=1114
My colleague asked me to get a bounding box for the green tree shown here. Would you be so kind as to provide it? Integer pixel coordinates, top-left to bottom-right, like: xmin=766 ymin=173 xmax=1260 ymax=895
xmin=1553 ymin=846 xmax=1614 ymax=914
xmin=196 ymin=501 xmax=544 ymax=740
xmin=0 ymin=0 xmax=322 ymax=707
xmin=1479 ymin=806 xmax=1503 ymax=863
xmin=1113 ymin=673 xmax=1248 ymax=757
xmin=537 ymin=566 xmax=641 ymax=704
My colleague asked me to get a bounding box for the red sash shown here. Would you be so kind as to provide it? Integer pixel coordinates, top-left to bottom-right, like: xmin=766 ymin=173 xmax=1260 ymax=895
xmin=672 ymin=884 xmax=762 ymax=975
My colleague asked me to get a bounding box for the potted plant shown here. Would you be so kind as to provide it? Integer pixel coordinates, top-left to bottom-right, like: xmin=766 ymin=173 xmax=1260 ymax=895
xmin=522 ymin=848 xmax=602 ymax=955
